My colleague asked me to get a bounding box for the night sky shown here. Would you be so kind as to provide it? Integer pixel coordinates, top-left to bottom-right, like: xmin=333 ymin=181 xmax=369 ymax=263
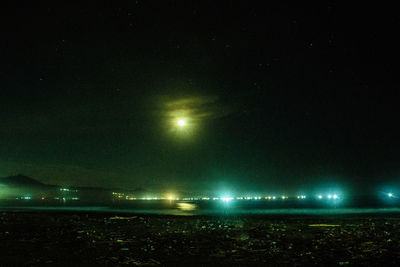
xmin=1 ymin=2 xmax=399 ymax=194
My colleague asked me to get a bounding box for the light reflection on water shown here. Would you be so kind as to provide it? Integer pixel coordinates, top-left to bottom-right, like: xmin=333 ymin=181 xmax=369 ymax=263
xmin=2 ymin=198 xmax=400 ymax=215
xmin=3 ymin=206 xmax=400 ymax=216
xmin=176 ymin=202 xmax=197 ymax=211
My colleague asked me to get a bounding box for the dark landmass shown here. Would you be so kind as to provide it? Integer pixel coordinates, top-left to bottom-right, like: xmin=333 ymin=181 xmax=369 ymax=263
xmin=0 ymin=175 xmax=137 ymax=201
xmin=0 ymin=174 xmax=109 ymax=192
xmin=1 ymin=212 xmax=400 ymax=266
xmin=0 ymin=175 xmax=190 ymax=201
xmin=0 ymin=175 xmax=45 ymax=187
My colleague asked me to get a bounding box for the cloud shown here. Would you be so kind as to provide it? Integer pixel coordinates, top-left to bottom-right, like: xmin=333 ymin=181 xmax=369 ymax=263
xmin=161 ymin=95 xmax=233 ymax=122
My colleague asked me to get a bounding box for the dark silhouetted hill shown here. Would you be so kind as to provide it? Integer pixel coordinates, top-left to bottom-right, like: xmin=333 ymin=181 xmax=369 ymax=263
xmin=0 ymin=175 xmax=45 ymax=187
xmin=0 ymin=174 xmax=142 ymax=201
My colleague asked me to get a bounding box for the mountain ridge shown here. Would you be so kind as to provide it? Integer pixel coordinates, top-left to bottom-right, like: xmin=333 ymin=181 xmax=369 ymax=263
xmin=0 ymin=174 xmax=46 ymax=187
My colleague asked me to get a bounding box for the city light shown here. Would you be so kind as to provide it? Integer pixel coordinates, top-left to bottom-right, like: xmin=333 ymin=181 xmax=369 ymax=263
xmin=142 ymin=197 xmax=159 ymax=200
xmin=12 ymin=189 xmax=352 ymax=203
xmin=1 ymin=189 xmax=356 ymax=203
xmin=100 ymin=191 xmax=347 ymax=203
xmin=165 ymin=193 xmax=176 ymax=200
xmin=221 ymin=197 xmax=233 ymax=202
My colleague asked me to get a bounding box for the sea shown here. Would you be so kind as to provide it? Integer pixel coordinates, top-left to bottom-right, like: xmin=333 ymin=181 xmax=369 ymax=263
xmin=1 ymin=196 xmax=400 ymax=216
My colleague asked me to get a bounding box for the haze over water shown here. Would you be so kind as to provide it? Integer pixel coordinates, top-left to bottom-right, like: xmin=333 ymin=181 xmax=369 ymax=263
xmin=2 ymin=197 xmax=400 ymax=216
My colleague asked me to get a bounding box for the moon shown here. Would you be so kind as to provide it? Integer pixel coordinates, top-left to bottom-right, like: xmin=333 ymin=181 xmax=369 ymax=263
xmin=177 ymin=119 xmax=186 ymax=127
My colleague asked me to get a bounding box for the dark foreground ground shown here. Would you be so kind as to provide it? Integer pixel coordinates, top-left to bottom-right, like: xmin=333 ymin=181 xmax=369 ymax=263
xmin=1 ymin=212 xmax=400 ymax=266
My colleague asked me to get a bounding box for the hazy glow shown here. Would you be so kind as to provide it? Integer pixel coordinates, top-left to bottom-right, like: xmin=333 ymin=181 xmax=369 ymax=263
xmin=388 ymin=193 xmax=393 ymax=198
xmin=177 ymin=119 xmax=186 ymax=126
xmin=318 ymin=195 xmax=323 ymax=199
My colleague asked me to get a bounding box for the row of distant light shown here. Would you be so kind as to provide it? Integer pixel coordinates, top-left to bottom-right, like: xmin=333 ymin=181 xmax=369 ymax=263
xmin=318 ymin=194 xmax=339 ymax=199
xmin=16 ymin=195 xmax=338 ymax=201
xmin=220 ymin=194 xmax=340 ymax=202
xmin=129 ymin=194 xmax=341 ymax=201
xmin=17 ymin=196 xmax=79 ymax=200
xmin=60 ymin=188 xmax=79 ymax=192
